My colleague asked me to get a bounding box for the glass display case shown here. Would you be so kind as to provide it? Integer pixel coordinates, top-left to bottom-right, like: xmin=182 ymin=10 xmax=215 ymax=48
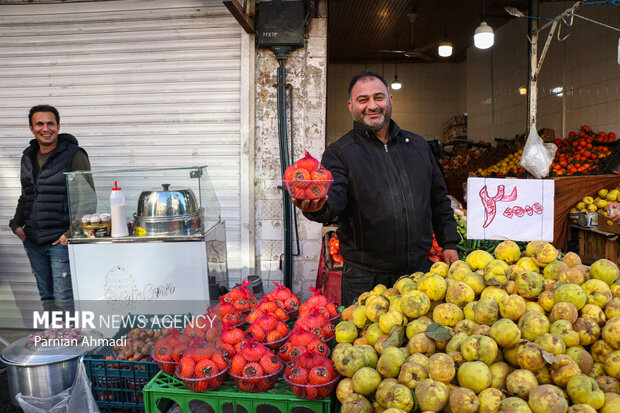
xmin=64 ymin=166 xmax=228 ymax=321
xmin=65 ymin=165 xmax=221 ymax=240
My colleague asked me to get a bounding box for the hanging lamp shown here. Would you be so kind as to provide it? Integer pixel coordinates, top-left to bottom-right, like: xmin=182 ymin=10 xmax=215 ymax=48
xmin=438 ymin=0 xmax=453 ymax=57
xmin=391 ymin=62 xmax=402 ymax=90
xmin=474 ymin=0 xmax=494 ymax=49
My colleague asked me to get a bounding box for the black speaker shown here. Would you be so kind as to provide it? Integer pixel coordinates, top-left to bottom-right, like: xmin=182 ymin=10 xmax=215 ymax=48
xmin=256 ymin=1 xmax=305 ymax=48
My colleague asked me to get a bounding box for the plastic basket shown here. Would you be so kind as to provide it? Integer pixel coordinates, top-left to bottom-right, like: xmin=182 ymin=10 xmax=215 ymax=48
xmin=174 ymin=363 xmax=229 ymax=392
xmin=82 ymin=354 xmax=158 ymax=413
xmin=143 ymin=370 xmax=334 ymax=413
xmin=229 ymin=364 xmax=283 ymax=393
xmin=265 ymin=330 xmax=291 ymax=350
xmin=286 ymin=308 xmax=299 ymax=320
xmin=282 ymin=179 xmax=333 ymax=200
xmin=282 ymin=373 xmax=340 ymax=400
xmin=83 ymin=313 xmax=191 ymax=412
xmin=151 ymin=350 xmax=179 ymax=375
xmin=329 ymin=311 xmax=341 ymax=325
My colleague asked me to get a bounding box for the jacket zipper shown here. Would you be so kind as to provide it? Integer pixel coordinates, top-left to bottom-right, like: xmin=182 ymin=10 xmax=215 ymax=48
xmin=384 ymin=144 xmax=388 ymax=152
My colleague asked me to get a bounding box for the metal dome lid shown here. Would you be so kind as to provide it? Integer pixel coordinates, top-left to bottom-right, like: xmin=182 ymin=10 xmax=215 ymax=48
xmin=1 ymin=329 xmax=103 ymax=366
xmin=136 ymin=184 xmax=199 ymax=218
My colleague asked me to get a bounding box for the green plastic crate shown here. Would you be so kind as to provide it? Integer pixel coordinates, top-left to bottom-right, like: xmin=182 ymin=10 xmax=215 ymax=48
xmin=143 ymin=371 xmax=335 ymax=413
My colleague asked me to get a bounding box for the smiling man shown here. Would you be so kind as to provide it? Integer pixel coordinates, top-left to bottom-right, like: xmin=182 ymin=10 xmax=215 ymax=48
xmin=292 ymin=70 xmax=460 ymax=306
xmin=9 ymin=105 xmax=91 ymax=313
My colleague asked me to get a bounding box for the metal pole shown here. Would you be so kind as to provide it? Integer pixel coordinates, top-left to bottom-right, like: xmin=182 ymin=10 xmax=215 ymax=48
xmin=276 ymin=57 xmax=293 ymax=289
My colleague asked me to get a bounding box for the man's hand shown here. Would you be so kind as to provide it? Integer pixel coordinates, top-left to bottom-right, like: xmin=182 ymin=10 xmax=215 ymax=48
xmin=14 ymin=227 xmax=26 ymax=242
xmin=52 ymin=234 xmax=68 ymax=246
xmin=292 ymin=196 xmax=328 ymax=213
xmin=608 ymin=202 xmax=620 ymax=223
xmin=442 ymin=249 xmax=459 ymax=266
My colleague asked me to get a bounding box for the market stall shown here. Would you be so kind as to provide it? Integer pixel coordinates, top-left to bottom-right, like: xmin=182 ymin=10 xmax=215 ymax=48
xmin=75 ymin=238 xmax=620 ymax=413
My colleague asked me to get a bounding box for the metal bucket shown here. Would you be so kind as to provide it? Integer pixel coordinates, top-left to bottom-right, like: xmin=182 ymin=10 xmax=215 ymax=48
xmin=2 ymin=355 xmax=79 ymax=406
xmin=0 ymin=330 xmax=103 ymax=405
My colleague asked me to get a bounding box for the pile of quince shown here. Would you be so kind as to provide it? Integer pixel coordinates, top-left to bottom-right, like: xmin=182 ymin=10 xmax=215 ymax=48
xmin=333 ymin=240 xmax=620 ymax=413
xmin=573 ymin=187 xmax=620 ymax=215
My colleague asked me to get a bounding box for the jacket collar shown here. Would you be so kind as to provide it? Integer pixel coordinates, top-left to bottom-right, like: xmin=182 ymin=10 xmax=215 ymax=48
xmin=353 ymin=120 xmax=401 ymax=145
xmin=25 ymin=133 xmax=78 ymax=156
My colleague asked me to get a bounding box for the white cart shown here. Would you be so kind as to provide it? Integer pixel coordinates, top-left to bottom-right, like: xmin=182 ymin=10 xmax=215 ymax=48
xmin=65 ymin=166 xmax=227 ymax=335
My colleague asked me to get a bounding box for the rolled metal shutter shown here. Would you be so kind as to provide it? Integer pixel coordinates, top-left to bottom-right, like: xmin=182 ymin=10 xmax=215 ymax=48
xmin=0 ymin=0 xmax=245 ymax=327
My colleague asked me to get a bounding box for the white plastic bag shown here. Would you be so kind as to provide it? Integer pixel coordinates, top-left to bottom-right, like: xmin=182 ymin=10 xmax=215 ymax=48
xmin=520 ymin=124 xmax=557 ymax=179
xmin=16 ymin=358 xmax=100 ymax=413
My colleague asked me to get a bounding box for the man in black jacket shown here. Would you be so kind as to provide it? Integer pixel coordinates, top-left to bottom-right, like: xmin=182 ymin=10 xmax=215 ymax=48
xmin=293 ymin=70 xmax=460 ymax=306
xmin=9 ymin=105 xmax=91 ymax=312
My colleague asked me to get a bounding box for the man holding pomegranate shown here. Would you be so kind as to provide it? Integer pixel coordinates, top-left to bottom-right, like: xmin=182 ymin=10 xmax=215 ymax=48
xmin=293 ymin=70 xmax=460 ymax=306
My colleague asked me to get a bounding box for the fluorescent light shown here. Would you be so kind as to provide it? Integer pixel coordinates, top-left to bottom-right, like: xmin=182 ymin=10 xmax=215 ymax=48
xmin=438 ymin=41 xmax=453 ymax=57
xmin=391 ymin=75 xmax=402 ymax=90
xmin=474 ymin=21 xmax=494 ymax=49
xmin=552 ymin=86 xmax=563 ymax=97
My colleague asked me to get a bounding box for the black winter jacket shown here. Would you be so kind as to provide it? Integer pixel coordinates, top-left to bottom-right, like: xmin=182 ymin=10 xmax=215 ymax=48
xmin=21 ymin=134 xmax=86 ymax=245
xmin=304 ymin=120 xmax=460 ymax=274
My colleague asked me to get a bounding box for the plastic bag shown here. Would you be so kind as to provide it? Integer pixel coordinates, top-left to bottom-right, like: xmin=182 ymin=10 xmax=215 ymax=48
xmin=520 ymin=124 xmax=557 ymax=178
xmin=16 ymin=358 xmax=100 ymax=413
xmin=282 ymin=151 xmax=333 ymax=200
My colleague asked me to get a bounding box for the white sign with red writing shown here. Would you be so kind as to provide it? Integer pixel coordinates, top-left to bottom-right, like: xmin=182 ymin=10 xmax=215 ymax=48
xmin=466 ymin=177 xmax=555 ymax=241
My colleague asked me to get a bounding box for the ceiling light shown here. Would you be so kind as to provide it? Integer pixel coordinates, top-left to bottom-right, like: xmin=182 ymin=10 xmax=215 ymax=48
xmin=391 ymin=75 xmax=402 ymax=90
xmin=438 ymin=41 xmax=453 ymax=57
xmin=474 ymin=21 xmax=494 ymax=49
xmin=519 ymin=86 xmax=527 ymax=95
xmin=438 ymin=0 xmax=452 ymax=57
xmin=391 ymin=63 xmax=401 ymax=90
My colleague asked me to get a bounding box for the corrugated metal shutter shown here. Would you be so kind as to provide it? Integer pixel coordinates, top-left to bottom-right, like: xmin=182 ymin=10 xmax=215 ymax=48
xmin=0 ymin=0 xmax=246 ymax=328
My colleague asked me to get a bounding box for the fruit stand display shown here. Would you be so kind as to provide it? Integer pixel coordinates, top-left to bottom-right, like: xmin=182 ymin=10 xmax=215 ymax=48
xmin=554 ymin=175 xmax=620 ymax=253
xmin=333 ymin=240 xmax=620 ymax=412
xmin=474 ymin=126 xmax=617 ymax=178
xmin=440 ymin=126 xmax=620 ymax=253
xmin=570 ymin=186 xmax=620 ymax=227
xmin=108 ymin=285 xmax=342 ymax=413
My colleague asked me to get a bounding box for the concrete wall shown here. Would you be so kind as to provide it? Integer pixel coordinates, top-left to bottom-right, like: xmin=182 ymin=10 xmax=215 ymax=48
xmin=327 ymin=62 xmax=461 ymax=145
xmin=467 ymin=1 xmax=620 ymax=142
xmin=254 ymin=11 xmax=327 ymax=300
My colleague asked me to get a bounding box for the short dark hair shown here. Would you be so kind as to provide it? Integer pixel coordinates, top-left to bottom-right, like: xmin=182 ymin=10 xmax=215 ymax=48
xmin=348 ymin=70 xmax=389 ymax=98
xmin=29 ymin=105 xmax=60 ymax=126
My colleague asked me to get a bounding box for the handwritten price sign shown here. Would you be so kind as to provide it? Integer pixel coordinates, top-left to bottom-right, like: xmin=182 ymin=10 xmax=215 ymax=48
xmin=467 ymin=177 xmax=555 ymax=241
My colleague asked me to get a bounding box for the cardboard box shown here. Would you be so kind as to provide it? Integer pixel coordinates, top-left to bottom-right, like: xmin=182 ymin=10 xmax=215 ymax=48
xmin=443 ymin=125 xmax=467 ymax=143
xmin=539 ymin=127 xmax=555 ymax=142
xmin=569 ymin=211 xmax=585 ymax=226
xmin=576 ymin=211 xmax=598 ymax=228
xmin=597 ymin=213 xmax=620 ymax=234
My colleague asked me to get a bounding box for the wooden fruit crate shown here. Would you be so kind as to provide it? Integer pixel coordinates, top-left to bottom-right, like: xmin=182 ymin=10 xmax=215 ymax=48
xmin=598 ymin=213 xmax=620 ymax=235
xmin=576 ymin=226 xmax=619 ymax=264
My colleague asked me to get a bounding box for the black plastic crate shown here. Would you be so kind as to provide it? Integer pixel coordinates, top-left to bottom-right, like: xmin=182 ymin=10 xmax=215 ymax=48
xmin=83 ymin=354 xmax=158 ymax=413
xmin=83 ymin=313 xmax=192 ymax=412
